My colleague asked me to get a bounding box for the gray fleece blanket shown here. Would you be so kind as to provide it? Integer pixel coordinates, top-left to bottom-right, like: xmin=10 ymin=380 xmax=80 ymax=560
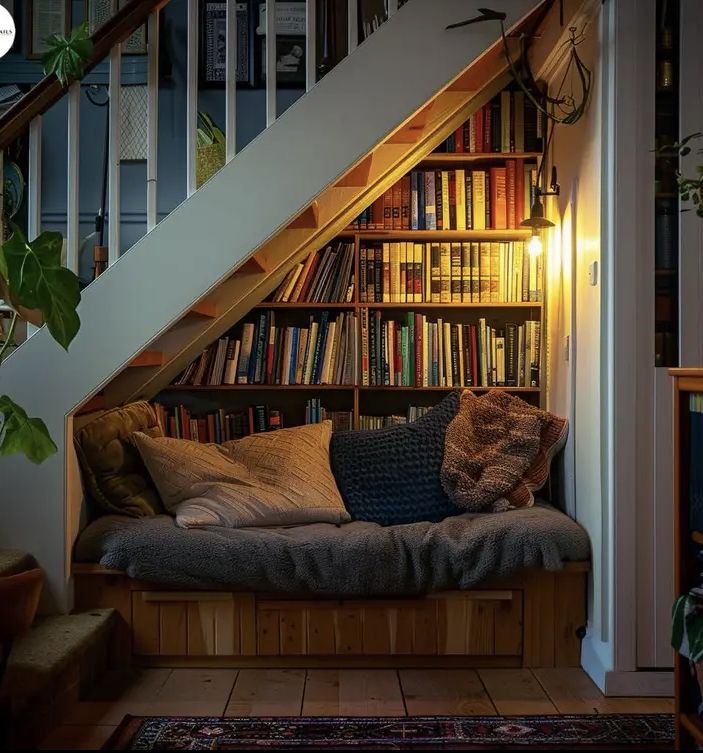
xmin=74 ymin=503 xmax=589 ymax=596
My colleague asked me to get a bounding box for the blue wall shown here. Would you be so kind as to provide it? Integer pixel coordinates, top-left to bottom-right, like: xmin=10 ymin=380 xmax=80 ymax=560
xmin=15 ymin=0 xmax=304 ymax=282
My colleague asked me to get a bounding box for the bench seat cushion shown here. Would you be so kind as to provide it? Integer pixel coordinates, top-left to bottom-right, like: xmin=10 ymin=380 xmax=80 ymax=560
xmin=74 ymin=503 xmax=590 ymax=597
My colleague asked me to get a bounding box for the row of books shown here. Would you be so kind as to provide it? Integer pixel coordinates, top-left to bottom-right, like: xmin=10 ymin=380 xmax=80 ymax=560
xmin=359 ymin=406 xmax=431 ymax=430
xmin=434 ymin=90 xmax=543 ymax=154
xmin=153 ymin=403 xmax=279 ymax=442
xmin=304 ymin=399 xmax=353 ymax=432
xmin=174 ymin=311 xmax=359 ymax=387
xmin=351 ymin=161 xmax=537 ymax=231
xmin=268 ymin=242 xmax=355 ymax=303
xmin=359 ymin=241 xmax=542 ymax=304
xmin=360 ymin=310 xmax=541 ymax=388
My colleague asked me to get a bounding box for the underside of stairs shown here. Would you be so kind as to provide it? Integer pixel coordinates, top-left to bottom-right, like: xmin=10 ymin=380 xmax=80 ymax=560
xmin=0 ymin=0 xmax=585 ymax=609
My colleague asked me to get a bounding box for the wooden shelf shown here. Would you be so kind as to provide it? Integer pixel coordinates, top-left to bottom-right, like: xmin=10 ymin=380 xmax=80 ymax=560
xmin=420 ymin=152 xmax=541 ymax=164
xmin=359 ymin=385 xmax=541 ymax=393
xmin=341 ymin=230 xmax=532 ymax=240
xmin=255 ymin=302 xmax=355 ymax=309
xmin=163 ymin=384 xmax=354 ymax=391
xmin=692 ymin=531 xmax=703 ymax=545
xmin=359 ymin=301 xmax=542 ymax=309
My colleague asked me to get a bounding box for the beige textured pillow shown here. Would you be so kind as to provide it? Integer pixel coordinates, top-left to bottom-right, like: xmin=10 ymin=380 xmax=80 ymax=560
xmin=131 ymin=421 xmax=350 ymax=528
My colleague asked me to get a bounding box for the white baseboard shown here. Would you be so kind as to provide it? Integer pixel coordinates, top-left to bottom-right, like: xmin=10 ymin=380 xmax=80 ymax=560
xmin=581 ymin=637 xmax=609 ymax=691
xmin=603 ymin=670 xmax=674 ymax=697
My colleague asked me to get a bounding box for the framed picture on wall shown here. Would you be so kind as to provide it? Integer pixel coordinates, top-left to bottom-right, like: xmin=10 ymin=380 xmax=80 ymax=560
xmin=85 ymin=0 xmax=147 ymax=54
xmin=27 ymin=0 xmax=70 ymax=59
xmin=254 ymin=1 xmax=305 ymax=89
xmin=200 ymin=1 xmax=257 ymax=88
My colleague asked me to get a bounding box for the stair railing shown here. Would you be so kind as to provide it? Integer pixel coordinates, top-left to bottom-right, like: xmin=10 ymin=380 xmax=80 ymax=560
xmin=0 ymin=0 xmax=401 ymax=310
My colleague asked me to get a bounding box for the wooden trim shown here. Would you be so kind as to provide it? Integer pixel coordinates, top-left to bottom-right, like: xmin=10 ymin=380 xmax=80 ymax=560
xmin=72 ymin=567 xmax=587 ymax=668
xmin=128 ymin=350 xmax=164 ymax=367
xmin=0 ymin=0 xmax=169 ymax=149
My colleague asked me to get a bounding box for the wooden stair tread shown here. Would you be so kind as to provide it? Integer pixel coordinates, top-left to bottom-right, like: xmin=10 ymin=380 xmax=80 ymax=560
xmin=189 ymin=301 xmax=218 ymax=318
xmin=129 ymin=350 xmax=164 ymax=368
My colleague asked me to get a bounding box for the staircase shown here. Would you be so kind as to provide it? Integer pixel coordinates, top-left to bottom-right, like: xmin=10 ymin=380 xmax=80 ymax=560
xmin=0 ymin=0 xmax=569 ymax=610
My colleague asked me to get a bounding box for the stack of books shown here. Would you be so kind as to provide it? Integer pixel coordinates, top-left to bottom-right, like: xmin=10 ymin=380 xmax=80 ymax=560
xmin=360 ymin=240 xmax=542 ymax=303
xmin=351 ymin=161 xmax=537 ymax=231
xmin=153 ymin=403 xmax=282 ymax=442
xmin=359 ymin=406 xmax=431 ymax=429
xmin=433 ymin=90 xmax=543 ymax=154
xmin=174 ymin=310 xmax=358 ymax=387
xmin=267 ymin=242 xmax=355 ymax=303
xmin=361 ymin=310 xmax=541 ymax=388
xmin=305 ymin=399 xmax=353 ymax=431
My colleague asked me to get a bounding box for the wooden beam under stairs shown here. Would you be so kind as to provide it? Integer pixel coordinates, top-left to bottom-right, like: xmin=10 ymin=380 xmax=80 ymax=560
xmin=334 ymin=154 xmax=374 ymax=188
xmin=287 ymin=201 xmax=320 ymax=229
xmin=128 ymin=350 xmax=164 ymax=368
xmin=189 ymin=300 xmax=218 ymax=318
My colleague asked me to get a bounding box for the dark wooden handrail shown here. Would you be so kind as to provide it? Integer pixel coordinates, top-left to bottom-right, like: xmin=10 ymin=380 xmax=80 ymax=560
xmin=0 ymin=0 xmax=169 ymax=149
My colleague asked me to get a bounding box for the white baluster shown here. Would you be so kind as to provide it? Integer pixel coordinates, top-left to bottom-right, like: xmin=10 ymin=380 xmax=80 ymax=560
xmin=108 ymin=45 xmax=121 ymax=264
xmin=225 ymin=0 xmax=237 ymax=162
xmin=147 ymin=9 xmax=159 ymax=231
xmin=187 ymin=0 xmax=198 ymax=195
xmin=348 ymin=0 xmax=358 ymax=53
xmin=306 ymin=0 xmax=316 ymax=91
xmin=266 ymin=0 xmax=276 ymax=126
xmin=27 ymin=116 xmax=42 ymax=335
xmin=66 ymin=82 xmax=80 ymax=274
xmin=388 ymin=0 xmax=399 ymax=17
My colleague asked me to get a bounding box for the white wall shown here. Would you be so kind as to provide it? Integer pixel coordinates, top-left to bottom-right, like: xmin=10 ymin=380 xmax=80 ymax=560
xmin=544 ymin=4 xmax=608 ymax=679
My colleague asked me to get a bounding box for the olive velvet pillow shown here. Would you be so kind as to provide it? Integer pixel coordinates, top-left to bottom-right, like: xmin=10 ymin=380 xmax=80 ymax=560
xmin=74 ymin=401 xmax=164 ymax=517
xmin=329 ymin=390 xmax=462 ymax=525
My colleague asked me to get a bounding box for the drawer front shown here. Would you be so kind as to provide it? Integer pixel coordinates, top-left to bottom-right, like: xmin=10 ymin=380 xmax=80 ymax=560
xmin=255 ymin=591 xmax=523 ymax=658
xmin=131 ymin=591 xmax=256 ymax=657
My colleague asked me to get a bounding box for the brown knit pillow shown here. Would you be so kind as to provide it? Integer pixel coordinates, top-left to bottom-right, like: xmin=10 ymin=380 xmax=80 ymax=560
xmin=441 ymin=390 xmax=568 ymax=513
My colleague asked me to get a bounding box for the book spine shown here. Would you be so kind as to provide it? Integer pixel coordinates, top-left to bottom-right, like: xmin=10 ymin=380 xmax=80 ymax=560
xmin=461 ymin=242 xmax=471 ymax=303
xmin=479 ymin=242 xmax=490 ymax=303
xmin=383 ymin=188 xmax=393 ymax=230
xmin=401 ymin=174 xmax=411 ymax=230
xmin=456 ymin=168 xmax=466 ymax=231
xmin=490 ymin=242 xmax=500 ymax=303
xmin=425 ymin=171 xmax=436 ymax=230
xmin=413 ymin=243 xmax=423 ymax=303
xmin=472 ymin=170 xmax=486 ymax=230
xmin=490 ymin=166 xmax=507 ymax=230
xmin=448 ymin=170 xmax=457 ymax=230
xmin=441 ymin=171 xmax=450 ymax=230
xmin=506 ymin=159 xmax=517 ymax=229
xmin=450 ymin=242 xmax=462 ymax=303
xmin=415 ymin=312 xmax=423 ymax=388
xmin=392 ymin=179 xmax=402 ymax=230
xmin=439 ymin=242 xmax=451 ymax=303
xmin=435 ymin=170 xmax=444 ymax=230
xmin=382 ymin=242 xmax=391 ymax=303
xmin=411 ymin=172 xmax=419 ymax=230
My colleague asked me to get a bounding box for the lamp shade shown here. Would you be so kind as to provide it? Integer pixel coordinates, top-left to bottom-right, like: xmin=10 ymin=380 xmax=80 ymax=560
xmin=520 ymin=195 xmax=555 ymax=230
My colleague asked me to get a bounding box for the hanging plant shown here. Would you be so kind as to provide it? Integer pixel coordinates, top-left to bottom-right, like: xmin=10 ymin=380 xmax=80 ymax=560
xmin=656 ymin=132 xmax=703 ymax=218
xmin=41 ymin=21 xmax=93 ymax=87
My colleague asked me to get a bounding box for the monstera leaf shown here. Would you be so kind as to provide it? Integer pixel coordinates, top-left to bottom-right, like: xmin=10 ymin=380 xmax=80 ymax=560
xmin=2 ymin=223 xmax=81 ymax=349
xmin=42 ymin=21 xmax=93 ymax=87
xmin=0 ymin=396 xmax=57 ymax=464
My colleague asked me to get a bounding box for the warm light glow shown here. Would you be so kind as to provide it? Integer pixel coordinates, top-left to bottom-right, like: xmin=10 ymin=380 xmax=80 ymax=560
xmin=528 ymin=232 xmax=543 ymax=257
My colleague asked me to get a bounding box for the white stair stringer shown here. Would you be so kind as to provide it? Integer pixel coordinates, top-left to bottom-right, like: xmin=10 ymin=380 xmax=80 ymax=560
xmin=0 ymin=0 xmax=541 ymax=610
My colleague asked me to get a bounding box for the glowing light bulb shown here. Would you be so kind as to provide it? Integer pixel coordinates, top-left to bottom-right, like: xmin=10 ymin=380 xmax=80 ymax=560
xmin=528 ymin=232 xmax=543 ymax=257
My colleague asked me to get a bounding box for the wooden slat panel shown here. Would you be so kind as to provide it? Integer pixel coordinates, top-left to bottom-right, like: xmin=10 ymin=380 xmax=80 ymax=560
xmin=523 ymin=572 xmax=556 ymax=667
xmin=393 ymin=607 xmax=414 ymax=655
xmin=215 ymin=600 xmax=237 ymax=655
xmin=131 ymin=592 xmax=160 ymax=655
xmin=187 ymin=600 xmax=212 ymax=655
xmin=257 ymin=609 xmax=280 ymax=655
xmin=494 ymin=591 xmax=523 ymax=656
xmin=412 ymin=602 xmax=438 ymax=655
xmin=159 ymin=603 xmax=187 ymax=655
xmin=307 ymin=609 xmax=336 ymax=655
xmin=362 ymin=609 xmax=391 ymax=655
xmin=554 ymin=573 xmax=585 ymax=666
xmin=237 ymin=594 xmax=257 ymax=656
xmin=142 ymin=591 xmax=232 ymax=602
xmin=437 ymin=597 xmax=467 ymax=655
xmin=335 ymin=609 xmax=363 ymax=655
xmin=279 ymin=609 xmax=306 ymax=655
xmin=465 ymin=600 xmax=495 ymax=655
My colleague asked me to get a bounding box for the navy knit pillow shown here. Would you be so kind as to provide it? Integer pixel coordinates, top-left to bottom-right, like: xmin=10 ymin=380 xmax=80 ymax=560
xmin=330 ymin=391 xmax=461 ymax=525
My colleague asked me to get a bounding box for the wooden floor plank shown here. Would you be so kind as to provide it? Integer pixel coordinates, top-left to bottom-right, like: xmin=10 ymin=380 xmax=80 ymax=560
xmin=534 ymin=668 xmax=674 ymax=714
xmin=38 ymin=725 xmax=117 ymax=750
xmin=225 ymin=669 xmax=305 ymax=716
xmin=303 ymin=670 xmax=405 ymax=716
xmin=399 ymin=669 xmax=496 ymax=715
xmin=478 ymin=669 xmax=558 ymax=715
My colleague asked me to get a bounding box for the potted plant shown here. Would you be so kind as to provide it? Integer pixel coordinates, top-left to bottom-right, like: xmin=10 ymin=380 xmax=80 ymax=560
xmin=196 ymin=111 xmax=226 ymax=188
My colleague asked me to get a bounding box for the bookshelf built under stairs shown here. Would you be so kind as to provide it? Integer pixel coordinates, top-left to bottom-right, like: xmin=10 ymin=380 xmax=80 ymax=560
xmin=0 ymin=0 xmax=587 ymax=606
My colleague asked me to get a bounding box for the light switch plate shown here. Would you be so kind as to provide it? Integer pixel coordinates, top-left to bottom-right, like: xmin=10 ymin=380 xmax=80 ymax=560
xmin=588 ymin=260 xmax=599 ymax=286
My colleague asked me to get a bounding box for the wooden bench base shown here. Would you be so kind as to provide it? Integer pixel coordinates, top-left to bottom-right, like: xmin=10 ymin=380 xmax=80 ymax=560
xmin=72 ymin=563 xmax=588 ymax=669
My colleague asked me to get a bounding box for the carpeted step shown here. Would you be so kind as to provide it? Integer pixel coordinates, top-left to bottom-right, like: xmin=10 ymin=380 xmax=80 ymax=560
xmin=2 ymin=608 xmax=116 ymax=747
xmin=0 ymin=548 xmax=37 ymax=576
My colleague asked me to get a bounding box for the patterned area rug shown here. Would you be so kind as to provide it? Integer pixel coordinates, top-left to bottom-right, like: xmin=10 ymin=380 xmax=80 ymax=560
xmin=105 ymin=714 xmax=675 ymax=749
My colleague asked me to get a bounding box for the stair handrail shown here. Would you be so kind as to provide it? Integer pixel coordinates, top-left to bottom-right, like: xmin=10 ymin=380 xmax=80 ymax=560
xmin=0 ymin=0 xmax=168 ymax=150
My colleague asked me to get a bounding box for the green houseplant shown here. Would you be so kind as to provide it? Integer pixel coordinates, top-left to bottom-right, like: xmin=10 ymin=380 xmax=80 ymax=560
xmin=196 ymin=111 xmax=226 ymax=188
xmin=0 ymin=225 xmax=81 ymax=464
xmin=41 ymin=21 xmax=93 ymax=87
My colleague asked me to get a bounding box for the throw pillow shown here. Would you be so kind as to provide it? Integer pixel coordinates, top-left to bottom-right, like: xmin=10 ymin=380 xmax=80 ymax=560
xmin=329 ymin=390 xmax=461 ymax=525
xmin=131 ymin=421 xmax=350 ymax=528
xmin=441 ymin=390 xmax=569 ymax=513
xmin=74 ymin=401 xmax=164 ymax=517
